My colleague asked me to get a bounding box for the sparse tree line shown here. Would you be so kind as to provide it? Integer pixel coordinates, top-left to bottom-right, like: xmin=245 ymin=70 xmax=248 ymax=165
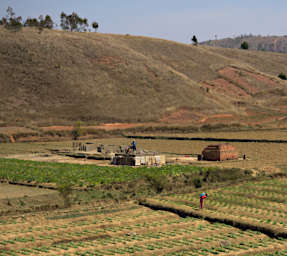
xmin=0 ymin=6 xmax=99 ymax=32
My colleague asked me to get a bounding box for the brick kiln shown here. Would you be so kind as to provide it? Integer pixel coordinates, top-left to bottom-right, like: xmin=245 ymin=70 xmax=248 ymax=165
xmin=202 ymin=143 xmax=238 ymax=161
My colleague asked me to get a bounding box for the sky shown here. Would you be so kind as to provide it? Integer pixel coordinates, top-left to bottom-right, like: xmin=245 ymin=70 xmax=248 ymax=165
xmin=0 ymin=0 xmax=286 ymax=43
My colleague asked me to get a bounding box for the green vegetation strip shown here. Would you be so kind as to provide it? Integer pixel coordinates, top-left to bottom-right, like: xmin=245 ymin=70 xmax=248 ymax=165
xmin=139 ymin=198 xmax=287 ymax=239
xmin=0 ymin=158 xmax=251 ymax=188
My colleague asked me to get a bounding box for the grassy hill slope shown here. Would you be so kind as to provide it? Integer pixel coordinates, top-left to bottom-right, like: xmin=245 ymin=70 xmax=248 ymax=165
xmin=0 ymin=27 xmax=287 ymax=127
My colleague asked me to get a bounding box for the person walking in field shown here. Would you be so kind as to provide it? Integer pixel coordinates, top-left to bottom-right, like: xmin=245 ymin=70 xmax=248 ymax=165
xmin=200 ymin=192 xmax=208 ymax=209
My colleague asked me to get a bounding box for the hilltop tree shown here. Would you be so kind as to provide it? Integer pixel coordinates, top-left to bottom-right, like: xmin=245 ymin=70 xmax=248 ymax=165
xmin=24 ymin=15 xmax=54 ymax=31
xmin=39 ymin=15 xmax=54 ymax=29
xmin=92 ymin=21 xmax=99 ymax=32
xmin=1 ymin=6 xmax=22 ymax=31
xmin=24 ymin=17 xmax=39 ymax=27
xmin=60 ymin=12 xmax=89 ymax=32
xmin=240 ymin=41 xmax=249 ymax=50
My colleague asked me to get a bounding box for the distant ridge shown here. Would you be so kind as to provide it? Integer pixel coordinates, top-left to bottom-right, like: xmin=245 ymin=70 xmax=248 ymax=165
xmin=201 ymin=35 xmax=287 ymax=53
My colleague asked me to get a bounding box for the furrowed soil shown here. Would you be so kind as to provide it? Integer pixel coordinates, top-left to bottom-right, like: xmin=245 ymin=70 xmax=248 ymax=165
xmin=1 ymin=200 xmax=287 ymax=256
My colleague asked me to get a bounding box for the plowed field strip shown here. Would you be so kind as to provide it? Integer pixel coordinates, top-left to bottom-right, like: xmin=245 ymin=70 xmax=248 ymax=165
xmin=165 ymin=195 xmax=287 ymax=218
xmin=226 ymin=243 xmax=287 ymax=256
xmin=0 ymin=221 xmax=226 ymax=255
xmin=0 ymin=210 xmax=178 ymax=240
xmin=46 ymin=230 xmax=282 ymax=256
xmin=161 ymin=195 xmax=287 ymax=216
xmin=0 ymin=216 xmax=204 ymax=249
xmin=140 ymin=198 xmax=287 ymax=239
xmin=222 ymin=191 xmax=287 ymax=204
xmin=0 ymin=205 xmax=157 ymax=233
xmin=21 ymin=226 xmax=263 ymax=256
xmin=162 ymin=240 xmax=287 ymax=256
xmin=167 ymin=192 xmax=287 ymax=213
xmin=45 ymin=204 xmax=144 ymax=220
xmin=161 ymin=196 xmax=287 ymax=226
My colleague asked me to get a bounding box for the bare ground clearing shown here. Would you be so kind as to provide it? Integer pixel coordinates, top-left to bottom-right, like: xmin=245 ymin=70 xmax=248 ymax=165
xmin=0 ymin=183 xmax=57 ymax=199
xmin=1 ymin=133 xmax=287 ymax=170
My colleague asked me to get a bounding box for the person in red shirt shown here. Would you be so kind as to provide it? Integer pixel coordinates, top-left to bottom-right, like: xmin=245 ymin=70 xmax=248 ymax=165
xmin=200 ymin=192 xmax=208 ymax=209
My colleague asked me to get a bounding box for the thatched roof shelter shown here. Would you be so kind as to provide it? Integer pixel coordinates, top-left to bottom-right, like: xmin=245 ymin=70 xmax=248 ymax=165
xmin=202 ymin=143 xmax=238 ymax=161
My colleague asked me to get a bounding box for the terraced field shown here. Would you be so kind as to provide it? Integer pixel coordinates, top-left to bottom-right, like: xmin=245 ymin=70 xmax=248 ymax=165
xmin=0 ymin=200 xmax=287 ymax=256
xmin=169 ymin=178 xmax=287 ymax=228
xmin=141 ymin=178 xmax=287 ymax=243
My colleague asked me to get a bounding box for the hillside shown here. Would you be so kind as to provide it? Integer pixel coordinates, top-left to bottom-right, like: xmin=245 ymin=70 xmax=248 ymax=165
xmin=201 ymin=35 xmax=287 ymax=53
xmin=0 ymin=27 xmax=287 ymax=128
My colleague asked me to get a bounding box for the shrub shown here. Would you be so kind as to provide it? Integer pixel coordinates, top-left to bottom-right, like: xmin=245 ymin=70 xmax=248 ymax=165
xmin=57 ymin=181 xmax=74 ymax=207
xmin=278 ymin=72 xmax=287 ymax=80
xmin=240 ymin=41 xmax=249 ymax=50
xmin=193 ymin=178 xmax=202 ymax=188
xmin=144 ymin=173 xmax=169 ymax=193
xmin=72 ymin=121 xmax=82 ymax=140
xmin=0 ymin=133 xmax=10 ymax=143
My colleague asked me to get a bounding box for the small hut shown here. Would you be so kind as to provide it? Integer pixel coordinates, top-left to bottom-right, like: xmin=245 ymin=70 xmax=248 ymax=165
xmin=202 ymin=143 xmax=238 ymax=161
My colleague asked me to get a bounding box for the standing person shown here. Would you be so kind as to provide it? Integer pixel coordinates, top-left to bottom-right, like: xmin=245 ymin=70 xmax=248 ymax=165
xmin=131 ymin=140 xmax=136 ymax=151
xmin=200 ymin=192 xmax=208 ymax=209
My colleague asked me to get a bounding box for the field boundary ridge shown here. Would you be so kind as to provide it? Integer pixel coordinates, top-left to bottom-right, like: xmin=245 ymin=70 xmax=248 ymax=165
xmin=126 ymin=135 xmax=287 ymax=143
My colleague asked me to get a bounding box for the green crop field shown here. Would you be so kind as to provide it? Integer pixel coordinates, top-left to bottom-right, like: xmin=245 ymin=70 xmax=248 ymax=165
xmin=0 ymin=158 xmax=213 ymax=187
xmin=0 ymin=158 xmax=254 ymax=191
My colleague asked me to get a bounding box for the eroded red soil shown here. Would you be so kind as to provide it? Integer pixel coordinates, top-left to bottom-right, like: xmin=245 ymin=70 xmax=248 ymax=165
xmin=201 ymin=78 xmax=250 ymax=99
xmin=160 ymin=108 xmax=202 ymax=123
xmin=218 ymin=66 xmax=281 ymax=95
